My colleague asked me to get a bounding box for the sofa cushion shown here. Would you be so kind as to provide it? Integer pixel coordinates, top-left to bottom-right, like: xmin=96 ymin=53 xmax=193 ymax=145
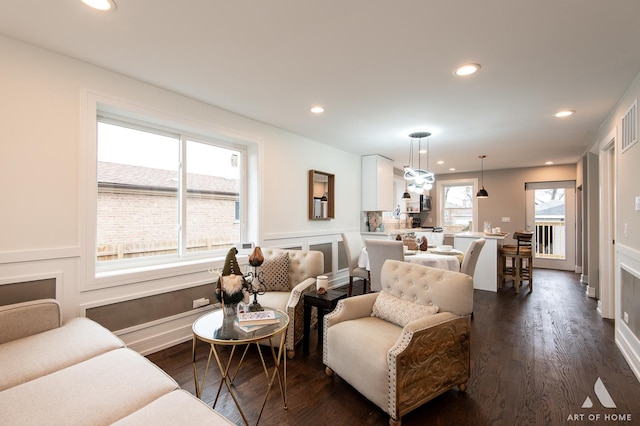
xmin=259 ymin=252 xmax=290 ymax=291
xmin=372 ymin=290 xmax=439 ymax=327
xmin=0 ymin=348 xmax=178 ymax=425
xmin=113 ymin=389 xmax=235 ymax=425
xmin=0 ymin=316 xmax=125 ymax=391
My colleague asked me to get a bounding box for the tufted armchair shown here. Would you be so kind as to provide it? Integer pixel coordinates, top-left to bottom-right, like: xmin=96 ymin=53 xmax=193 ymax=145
xmin=257 ymin=248 xmax=324 ymax=359
xmin=323 ymin=259 xmax=473 ymax=425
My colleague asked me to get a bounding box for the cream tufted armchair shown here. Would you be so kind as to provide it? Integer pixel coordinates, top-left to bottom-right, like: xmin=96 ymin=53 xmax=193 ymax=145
xmin=257 ymin=248 xmax=324 ymax=359
xmin=323 ymin=259 xmax=473 ymax=425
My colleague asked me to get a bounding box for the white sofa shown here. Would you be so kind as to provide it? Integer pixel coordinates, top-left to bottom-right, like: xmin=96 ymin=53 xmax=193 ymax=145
xmin=256 ymin=248 xmax=324 ymax=359
xmin=0 ymin=299 xmax=233 ymax=425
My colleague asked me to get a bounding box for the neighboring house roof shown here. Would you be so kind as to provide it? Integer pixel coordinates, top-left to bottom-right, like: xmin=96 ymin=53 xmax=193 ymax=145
xmin=98 ymin=162 xmax=239 ymax=194
xmin=536 ymin=199 xmax=565 ymax=217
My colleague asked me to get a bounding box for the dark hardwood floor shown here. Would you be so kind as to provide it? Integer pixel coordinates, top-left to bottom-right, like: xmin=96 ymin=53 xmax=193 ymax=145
xmin=147 ymin=269 xmax=640 ymax=425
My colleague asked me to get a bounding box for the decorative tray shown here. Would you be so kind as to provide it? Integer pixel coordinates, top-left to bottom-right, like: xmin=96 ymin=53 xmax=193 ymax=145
xmin=483 ymin=232 xmax=509 ymax=237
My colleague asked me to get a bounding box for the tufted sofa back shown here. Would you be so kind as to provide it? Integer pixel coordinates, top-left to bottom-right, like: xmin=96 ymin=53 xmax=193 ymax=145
xmin=380 ymin=260 xmax=473 ymax=316
xmin=261 ymin=248 xmax=324 ymax=289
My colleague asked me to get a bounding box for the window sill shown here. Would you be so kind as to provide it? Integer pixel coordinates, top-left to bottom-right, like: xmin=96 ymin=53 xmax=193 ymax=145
xmin=90 ymin=254 xmax=249 ymax=290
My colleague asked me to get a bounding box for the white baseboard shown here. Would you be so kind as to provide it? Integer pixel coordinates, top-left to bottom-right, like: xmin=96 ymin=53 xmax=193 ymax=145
xmin=118 ymin=310 xmax=211 ymax=356
xmin=580 ymin=274 xmax=588 ymax=285
xmin=126 ymin=324 xmax=193 ymax=356
xmin=586 ymin=285 xmax=597 ymax=298
xmin=616 ymin=322 xmax=640 ymax=383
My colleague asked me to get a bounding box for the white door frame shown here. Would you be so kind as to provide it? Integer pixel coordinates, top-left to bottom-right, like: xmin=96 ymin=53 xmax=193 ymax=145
xmin=598 ymin=127 xmax=616 ymax=319
xmin=525 ymin=182 xmax=577 ymax=271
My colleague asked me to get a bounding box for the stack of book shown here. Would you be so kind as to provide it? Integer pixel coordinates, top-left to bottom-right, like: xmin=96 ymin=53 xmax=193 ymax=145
xmin=234 ymin=310 xmax=279 ymax=333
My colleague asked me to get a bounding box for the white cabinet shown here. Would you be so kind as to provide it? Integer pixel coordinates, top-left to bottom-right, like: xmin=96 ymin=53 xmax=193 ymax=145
xmin=361 ymin=155 xmax=393 ymax=211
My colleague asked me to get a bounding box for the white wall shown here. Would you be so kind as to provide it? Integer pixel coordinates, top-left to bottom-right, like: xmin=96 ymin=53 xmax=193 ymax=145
xmin=588 ymin=70 xmax=640 ymax=380
xmin=0 ymin=35 xmax=361 ymax=353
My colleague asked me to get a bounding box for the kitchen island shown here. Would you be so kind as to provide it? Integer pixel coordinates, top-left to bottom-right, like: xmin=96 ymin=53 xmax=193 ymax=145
xmin=454 ymin=231 xmax=508 ymax=292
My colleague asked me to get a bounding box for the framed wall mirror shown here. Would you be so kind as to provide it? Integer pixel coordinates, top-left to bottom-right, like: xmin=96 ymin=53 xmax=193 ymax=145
xmin=308 ymin=170 xmax=335 ymax=220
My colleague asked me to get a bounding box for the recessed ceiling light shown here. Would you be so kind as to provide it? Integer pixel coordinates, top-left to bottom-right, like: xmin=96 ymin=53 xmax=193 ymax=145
xmin=310 ymin=106 xmax=324 ymax=114
xmin=454 ymin=63 xmax=481 ymax=76
xmin=437 ymin=160 xmax=444 ymax=165
xmin=449 ymin=168 xmax=456 ymax=171
xmin=81 ymin=0 xmax=117 ymax=11
xmin=555 ymin=110 xmax=575 ymax=118
xmin=545 ymin=161 xmax=554 ymax=165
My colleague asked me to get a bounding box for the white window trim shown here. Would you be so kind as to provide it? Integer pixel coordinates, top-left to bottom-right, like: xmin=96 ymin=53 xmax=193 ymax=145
xmin=80 ymin=89 xmax=262 ymax=291
xmin=435 ymin=178 xmax=479 ymax=236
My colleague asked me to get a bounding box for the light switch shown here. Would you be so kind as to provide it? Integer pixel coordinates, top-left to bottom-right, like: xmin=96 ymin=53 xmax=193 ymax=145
xmin=502 ymin=217 xmax=510 ymax=223
xmin=635 ymin=196 xmax=640 ymax=211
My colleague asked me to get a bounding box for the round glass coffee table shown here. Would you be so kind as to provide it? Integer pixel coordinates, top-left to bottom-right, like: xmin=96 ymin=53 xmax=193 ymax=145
xmin=192 ymin=307 xmax=289 ymax=425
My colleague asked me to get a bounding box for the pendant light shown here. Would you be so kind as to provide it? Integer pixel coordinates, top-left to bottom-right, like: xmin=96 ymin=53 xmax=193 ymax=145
xmin=476 ymin=155 xmax=489 ymax=198
xmin=402 ymin=180 xmax=411 ymax=199
xmin=404 ymin=132 xmax=435 ymax=194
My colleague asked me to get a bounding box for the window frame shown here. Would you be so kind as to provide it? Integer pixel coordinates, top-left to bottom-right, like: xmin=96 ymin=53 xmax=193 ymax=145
xmin=81 ymin=91 xmax=260 ymax=290
xmin=436 ymin=178 xmax=479 ymax=235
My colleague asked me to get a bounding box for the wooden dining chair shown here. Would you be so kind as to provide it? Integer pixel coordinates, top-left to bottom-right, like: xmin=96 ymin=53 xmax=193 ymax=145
xmin=341 ymin=232 xmax=370 ymax=295
xmin=365 ymin=239 xmax=404 ymax=292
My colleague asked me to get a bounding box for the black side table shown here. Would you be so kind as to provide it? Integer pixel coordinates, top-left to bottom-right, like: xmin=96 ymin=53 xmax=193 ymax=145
xmin=303 ymin=289 xmax=347 ymax=354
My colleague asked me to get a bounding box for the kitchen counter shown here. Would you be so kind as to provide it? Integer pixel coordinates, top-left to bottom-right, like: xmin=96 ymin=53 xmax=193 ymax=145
xmin=361 ymin=228 xmax=414 ymax=236
xmin=361 ymin=228 xmax=436 ymax=240
xmin=454 ymin=232 xmax=508 ymax=292
xmin=454 ymin=231 xmax=509 ymax=240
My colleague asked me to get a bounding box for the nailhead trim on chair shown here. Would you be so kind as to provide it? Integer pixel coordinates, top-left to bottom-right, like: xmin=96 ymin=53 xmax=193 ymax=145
xmin=322 ymin=299 xmax=347 ymax=365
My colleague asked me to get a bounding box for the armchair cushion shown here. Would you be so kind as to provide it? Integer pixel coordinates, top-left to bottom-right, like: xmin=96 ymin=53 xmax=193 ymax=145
xmin=258 ymin=252 xmax=290 ymax=291
xmin=372 ymin=290 xmax=439 ymax=327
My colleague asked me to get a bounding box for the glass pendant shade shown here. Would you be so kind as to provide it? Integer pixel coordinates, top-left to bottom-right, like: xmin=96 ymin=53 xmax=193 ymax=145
xmin=404 ymin=132 xmax=435 ymax=194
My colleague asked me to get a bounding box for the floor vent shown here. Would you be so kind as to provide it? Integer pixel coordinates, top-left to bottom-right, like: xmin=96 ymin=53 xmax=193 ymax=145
xmin=621 ymin=99 xmax=637 ymax=153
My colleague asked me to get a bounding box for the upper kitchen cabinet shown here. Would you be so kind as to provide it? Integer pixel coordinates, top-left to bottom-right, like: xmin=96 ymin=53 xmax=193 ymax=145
xmin=361 ymin=155 xmax=393 ymax=211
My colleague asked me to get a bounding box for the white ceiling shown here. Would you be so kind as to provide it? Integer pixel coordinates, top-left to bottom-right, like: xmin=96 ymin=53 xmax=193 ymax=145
xmin=2 ymin=0 xmax=640 ymax=173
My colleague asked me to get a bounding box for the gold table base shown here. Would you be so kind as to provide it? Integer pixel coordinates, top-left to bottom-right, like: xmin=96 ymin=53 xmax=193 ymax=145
xmin=192 ymin=328 xmax=287 ymax=425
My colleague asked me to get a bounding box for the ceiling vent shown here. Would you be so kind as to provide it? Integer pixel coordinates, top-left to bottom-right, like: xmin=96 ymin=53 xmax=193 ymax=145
xmin=621 ymin=99 xmax=637 ymax=153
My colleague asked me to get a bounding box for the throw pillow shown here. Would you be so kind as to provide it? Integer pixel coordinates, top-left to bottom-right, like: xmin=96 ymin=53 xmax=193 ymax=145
xmin=372 ymin=290 xmax=439 ymax=327
xmin=258 ymin=252 xmax=290 ymax=291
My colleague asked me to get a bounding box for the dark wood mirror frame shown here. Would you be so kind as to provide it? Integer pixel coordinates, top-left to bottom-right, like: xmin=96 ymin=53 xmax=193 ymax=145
xmin=308 ymin=170 xmax=335 ymax=220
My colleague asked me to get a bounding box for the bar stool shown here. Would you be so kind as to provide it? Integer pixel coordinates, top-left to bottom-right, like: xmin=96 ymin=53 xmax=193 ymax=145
xmin=499 ymin=230 xmax=534 ymax=293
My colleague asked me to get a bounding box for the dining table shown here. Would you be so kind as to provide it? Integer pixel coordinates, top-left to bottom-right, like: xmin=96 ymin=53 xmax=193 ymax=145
xmin=358 ymin=247 xmax=463 ymax=273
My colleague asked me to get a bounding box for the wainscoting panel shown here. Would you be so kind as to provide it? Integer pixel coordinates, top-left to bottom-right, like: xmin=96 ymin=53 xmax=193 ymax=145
xmin=86 ymin=282 xmax=216 ymax=331
xmin=309 ymin=242 xmax=332 ymax=274
xmin=0 ymin=278 xmax=56 ymax=306
xmin=617 ymin=244 xmax=640 ymax=381
xmin=337 ymin=240 xmax=348 ymax=271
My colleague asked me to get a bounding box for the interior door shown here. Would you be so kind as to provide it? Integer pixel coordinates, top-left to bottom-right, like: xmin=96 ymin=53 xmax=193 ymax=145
xmin=525 ymin=181 xmax=576 ymax=271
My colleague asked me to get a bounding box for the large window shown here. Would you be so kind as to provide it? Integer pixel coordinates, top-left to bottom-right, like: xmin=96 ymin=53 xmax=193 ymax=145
xmin=96 ymin=117 xmax=243 ymax=271
xmin=436 ymin=179 xmax=478 ymax=234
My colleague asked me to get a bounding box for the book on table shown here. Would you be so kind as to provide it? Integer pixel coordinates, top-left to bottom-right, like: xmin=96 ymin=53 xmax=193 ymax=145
xmin=237 ymin=310 xmax=279 ymax=326
xmin=234 ymin=318 xmax=272 ymax=333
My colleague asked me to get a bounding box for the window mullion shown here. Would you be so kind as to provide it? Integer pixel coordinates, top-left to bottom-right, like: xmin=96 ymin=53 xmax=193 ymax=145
xmin=179 ymin=137 xmax=188 ymax=256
